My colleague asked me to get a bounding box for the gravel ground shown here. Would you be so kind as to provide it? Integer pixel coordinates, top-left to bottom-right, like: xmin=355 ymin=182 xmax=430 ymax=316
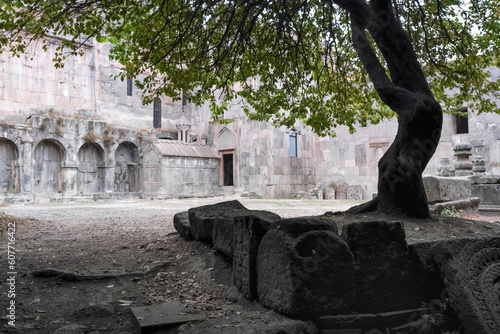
xmin=1 ymin=196 xmax=499 ymax=334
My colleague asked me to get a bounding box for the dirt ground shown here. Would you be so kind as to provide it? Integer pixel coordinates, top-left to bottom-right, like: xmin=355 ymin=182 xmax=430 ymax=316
xmin=1 ymin=196 xmax=500 ymax=334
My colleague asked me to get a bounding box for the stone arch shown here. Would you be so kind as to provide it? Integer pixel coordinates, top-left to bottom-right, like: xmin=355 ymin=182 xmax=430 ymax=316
xmin=0 ymin=138 xmax=20 ymax=194
xmin=114 ymin=141 xmax=140 ymax=192
xmin=33 ymin=139 xmax=65 ymax=194
xmin=215 ymin=127 xmax=237 ymax=150
xmin=77 ymin=142 xmax=105 ymax=193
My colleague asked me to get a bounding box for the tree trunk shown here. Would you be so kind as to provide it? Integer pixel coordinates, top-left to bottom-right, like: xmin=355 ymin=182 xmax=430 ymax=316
xmin=334 ymin=0 xmax=443 ymax=218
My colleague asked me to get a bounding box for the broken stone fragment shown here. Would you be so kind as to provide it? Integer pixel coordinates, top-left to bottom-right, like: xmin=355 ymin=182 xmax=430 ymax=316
xmin=257 ymin=216 xmax=355 ymax=318
xmin=188 ymin=200 xmax=247 ymax=242
xmin=173 ymin=211 xmax=192 ymax=240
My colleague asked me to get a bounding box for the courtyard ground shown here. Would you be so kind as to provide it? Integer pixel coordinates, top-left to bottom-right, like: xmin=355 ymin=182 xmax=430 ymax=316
xmin=1 ymin=196 xmax=500 ymax=333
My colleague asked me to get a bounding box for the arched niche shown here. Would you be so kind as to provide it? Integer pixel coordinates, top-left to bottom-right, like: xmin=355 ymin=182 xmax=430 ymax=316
xmin=114 ymin=141 xmax=140 ymax=192
xmin=33 ymin=139 xmax=65 ymax=194
xmin=0 ymin=138 xmax=20 ymax=194
xmin=77 ymin=142 xmax=105 ymax=193
xmin=215 ymin=127 xmax=237 ymax=150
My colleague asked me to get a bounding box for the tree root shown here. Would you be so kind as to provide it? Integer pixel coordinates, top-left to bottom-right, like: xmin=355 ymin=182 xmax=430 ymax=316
xmin=346 ymin=197 xmax=379 ymax=214
xmin=31 ymin=261 xmax=170 ymax=282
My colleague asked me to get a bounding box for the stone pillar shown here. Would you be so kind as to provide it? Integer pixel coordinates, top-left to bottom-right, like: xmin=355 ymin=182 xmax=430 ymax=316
xmin=61 ymin=161 xmax=78 ymax=196
xmin=19 ymin=135 xmax=33 ymax=198
xmin=102 ymin=166 xmax=115 ymax=193
xmin=453 ymin=142 xmax=473 ymax=176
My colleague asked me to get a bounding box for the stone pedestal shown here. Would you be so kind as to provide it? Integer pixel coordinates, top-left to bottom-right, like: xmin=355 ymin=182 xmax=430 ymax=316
xmin=453 ymin=142 xmax=473 ymax=176
xmin=472 ymin=154 xmax=486 ymax=176
xmin=437 ymin=157 xmax=454 ymax=177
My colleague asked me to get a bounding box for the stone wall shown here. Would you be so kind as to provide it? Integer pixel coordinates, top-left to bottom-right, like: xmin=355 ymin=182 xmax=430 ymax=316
xmin=0 ymin=115 xmax=142 ymax=202
xmin=1 ymin=38 xmax=500 ymax=201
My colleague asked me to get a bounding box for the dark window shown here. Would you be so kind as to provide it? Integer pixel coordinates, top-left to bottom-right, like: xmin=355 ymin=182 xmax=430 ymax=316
xmin=289 ymin=130 xmax=297 ymax=157
xmin=127 ymin=78 xmax=133 ymax=96
xmin=153 ymin=98 xmax=162 ymax=128
xmin=455 ymin=107 xmax=468 ymax=134
xmin=223 ymin=154 xmax=234 ymax=186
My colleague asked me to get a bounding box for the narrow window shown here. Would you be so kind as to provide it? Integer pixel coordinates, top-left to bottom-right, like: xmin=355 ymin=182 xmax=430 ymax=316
xmin=289 ymin=130 xmax=297 ymax=157
xmin=127 ymin=78 xmax=133 ymax=96
xmin=153 ymin=98 xmax=162 ymax=128
xmin=455 ymin=107 xmax=468 ymax=134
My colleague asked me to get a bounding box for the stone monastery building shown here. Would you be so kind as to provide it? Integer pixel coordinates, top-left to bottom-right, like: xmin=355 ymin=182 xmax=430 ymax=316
xmin=1 ymin=37 xmax=500 ymax=203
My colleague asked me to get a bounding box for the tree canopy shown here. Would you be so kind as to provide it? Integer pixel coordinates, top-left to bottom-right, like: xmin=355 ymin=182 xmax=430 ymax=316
xmin=1 ymin=0 xmax=499 ymax=136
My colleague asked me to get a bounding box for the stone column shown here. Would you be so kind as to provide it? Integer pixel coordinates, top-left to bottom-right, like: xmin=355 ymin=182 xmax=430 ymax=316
xmin=19 ymin=135 xmax=33 ymax=198
xmin=102 ymin=166 xmax=115 ymax=193
xmin=61 ymin=161 xmax=78 ymax=196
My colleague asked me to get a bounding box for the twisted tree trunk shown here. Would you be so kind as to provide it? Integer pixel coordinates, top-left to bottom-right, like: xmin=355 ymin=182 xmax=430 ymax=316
xmin=335 ymin=0 xmax=443 ymax=218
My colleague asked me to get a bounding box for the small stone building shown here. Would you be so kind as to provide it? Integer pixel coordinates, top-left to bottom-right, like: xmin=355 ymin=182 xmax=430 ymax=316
xmin=142 ymin=140 xmax=219 ymax=198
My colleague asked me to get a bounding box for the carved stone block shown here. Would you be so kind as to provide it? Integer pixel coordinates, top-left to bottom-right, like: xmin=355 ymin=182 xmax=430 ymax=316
xmin=257 ymin=216 xmax=355 ymax=318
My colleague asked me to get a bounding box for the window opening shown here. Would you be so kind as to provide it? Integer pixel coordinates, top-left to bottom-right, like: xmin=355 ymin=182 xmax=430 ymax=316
xmin=455 ymin=107 xmax=468 ymax=134
xmin=289 ymin=130 xmax=297 ymax=157
xmin=153 ymin=98 xmax=162 ymax=128
xmin=127 ymin=78 xmax=133 ymax=96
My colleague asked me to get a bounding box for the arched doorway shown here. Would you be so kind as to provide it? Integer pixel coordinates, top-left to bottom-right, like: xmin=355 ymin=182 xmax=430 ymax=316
xmin=215 ymin=127 xmax=237 ymax=187
xmin=77 ymin=142 xmax=104 ymax=193
xmin=115 ymin=142 xmax=140 ymax=192
xmin=33 ymin=139 xmax=64 ymax=194
xmin=0 ymin=138 xmax=19 ymax=194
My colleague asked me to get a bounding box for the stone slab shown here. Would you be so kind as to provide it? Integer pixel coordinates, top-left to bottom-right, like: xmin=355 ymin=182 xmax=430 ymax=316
xmin=319 ymin=308 xmax=431 ymax=331
xmin=432 ymin=197 xmax=480 ymax=215
xmin=423 ymin=176 xmax=472 ymax=204
xmin=213 ymin=209 xmax=280 ymax=258
xmin=130 ymin=301 xmax=206 ymax=334
xmin=472 ymin=184 xmax=500 ymax=205
xmin=342 ymin=221 xmax=427 ymax=313
xmin=188 ymin=200 xmax=247 ymax=242
xmin=232 ymin=212 xmax=281 ymax=299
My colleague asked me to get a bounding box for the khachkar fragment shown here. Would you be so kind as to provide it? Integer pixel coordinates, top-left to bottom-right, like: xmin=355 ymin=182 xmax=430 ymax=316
xmin=232 ymin=212 xmax=280 ymax=300
xmin=431 ymin=237 xmax=500 ymax=334
xmin=257 ymin=216 xmax=355 ymax=318
xmin=453 ymin=142 xmax=473 ymax=176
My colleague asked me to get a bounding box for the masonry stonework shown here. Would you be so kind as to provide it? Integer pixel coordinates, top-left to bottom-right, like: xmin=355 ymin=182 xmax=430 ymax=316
xmin=1 ymin=39 xmax=500 ymax=202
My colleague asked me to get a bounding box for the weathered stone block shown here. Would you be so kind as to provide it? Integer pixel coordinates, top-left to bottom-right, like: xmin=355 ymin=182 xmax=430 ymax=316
xmin=173 ymin=211 xmax=192 ymax=240
xmin=430 ymin=237 xmax=500 ymax=334
xmin=423 ymin=176 xmax=472 ymax=204
xmin=477 ymin=175 xmax=500 ymax=184
xmin=472 ymin=184 xmax=500 ymax=205
xmin=188 ymin=200 xmax=247 ymax=242
xmin=233 ymin=212 xmax=281 ymax=299
xmin=257 ymin=216 xmax=355 ymax=318
xmin=342 ymin=221 xmax=426 ymax=313
xmin=213 ymin=209 xmax=280 ymax=258
xmin=432 ymin=197 xmax=480 ymax=214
